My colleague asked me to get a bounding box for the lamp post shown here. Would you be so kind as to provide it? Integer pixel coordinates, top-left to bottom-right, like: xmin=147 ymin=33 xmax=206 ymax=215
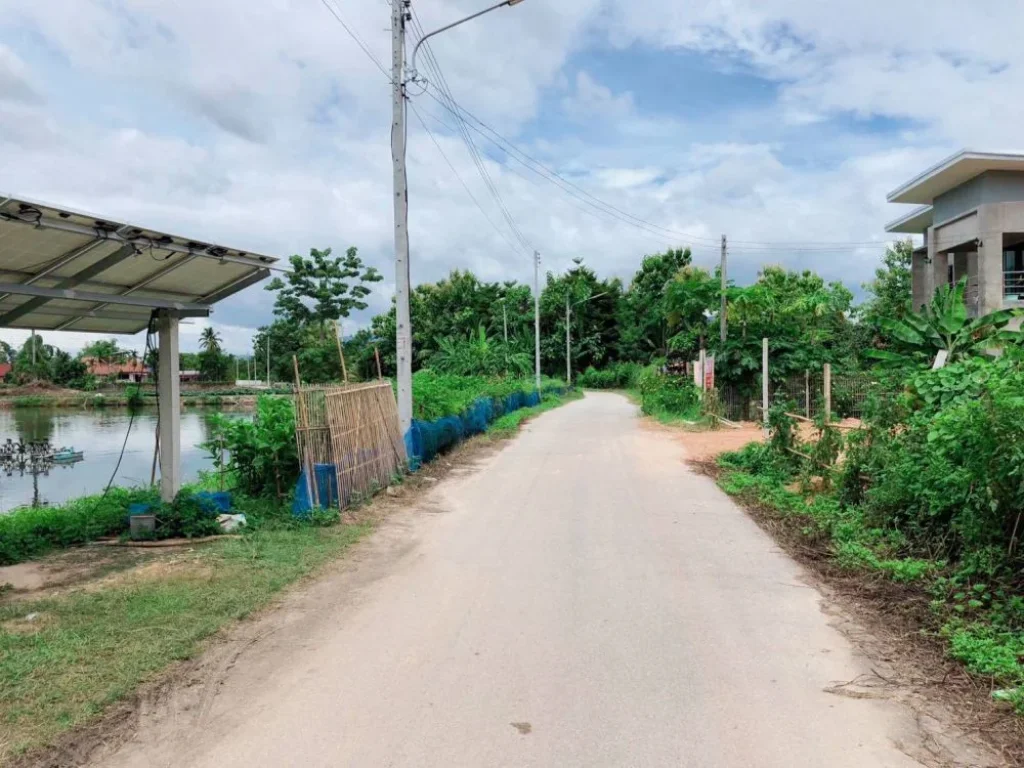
xmin=393 ymin=0 xmax=529 ymax=435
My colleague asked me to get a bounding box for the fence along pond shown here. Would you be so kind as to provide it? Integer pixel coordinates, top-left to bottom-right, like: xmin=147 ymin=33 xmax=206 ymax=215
xmin=294 ymin=381 xmax=407 ymax=510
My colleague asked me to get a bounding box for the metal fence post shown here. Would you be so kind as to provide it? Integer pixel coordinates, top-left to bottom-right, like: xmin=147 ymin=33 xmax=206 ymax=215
xmin=761 ymin=338 xmax=769 ymax=437
xmin=823 ymin=362 xmax=832 ymax=426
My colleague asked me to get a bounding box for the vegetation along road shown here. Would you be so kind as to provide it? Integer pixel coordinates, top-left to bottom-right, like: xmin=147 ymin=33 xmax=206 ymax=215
xmin=89 ymin=392 xmax=980 ymax=767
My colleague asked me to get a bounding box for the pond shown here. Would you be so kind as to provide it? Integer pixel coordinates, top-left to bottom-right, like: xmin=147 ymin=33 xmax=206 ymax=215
xmin=0 ymin=407 xmax=252 ymax=512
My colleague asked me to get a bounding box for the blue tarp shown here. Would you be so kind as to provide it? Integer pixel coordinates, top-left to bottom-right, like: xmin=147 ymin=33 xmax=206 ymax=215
xmin=294 ymin=388 xmax=557 ymax=513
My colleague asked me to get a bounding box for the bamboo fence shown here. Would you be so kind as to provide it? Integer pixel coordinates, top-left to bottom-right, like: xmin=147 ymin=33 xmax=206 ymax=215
xmin=293 ymin=381 xmax=406 ymax=509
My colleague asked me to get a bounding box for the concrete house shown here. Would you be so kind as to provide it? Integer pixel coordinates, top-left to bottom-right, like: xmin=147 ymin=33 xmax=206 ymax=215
xmin=885 ymin=150 xmax=1024 ymax=316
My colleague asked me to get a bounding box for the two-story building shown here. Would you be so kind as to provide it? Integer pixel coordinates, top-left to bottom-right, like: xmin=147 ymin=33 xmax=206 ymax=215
xmin=885 ymin=150 xmax=1024 ymax=316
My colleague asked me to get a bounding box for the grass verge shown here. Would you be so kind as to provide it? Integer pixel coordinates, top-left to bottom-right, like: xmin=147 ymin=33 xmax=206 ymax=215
xmin=487 ymin=389 xmax=583 ymax=439
xmin=0 ymin=522 xmax=370 ymax=763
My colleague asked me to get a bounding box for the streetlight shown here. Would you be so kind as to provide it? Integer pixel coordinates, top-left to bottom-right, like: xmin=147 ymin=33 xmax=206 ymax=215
xmin=392 ymin=0 xmax=530 ymax=435
xmin=565 ymin=290 xmax=609 ymax=385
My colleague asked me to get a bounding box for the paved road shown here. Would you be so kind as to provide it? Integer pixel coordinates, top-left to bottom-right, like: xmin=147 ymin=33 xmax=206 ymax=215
xmin=97 ymin=392 xmax=930 ymax=768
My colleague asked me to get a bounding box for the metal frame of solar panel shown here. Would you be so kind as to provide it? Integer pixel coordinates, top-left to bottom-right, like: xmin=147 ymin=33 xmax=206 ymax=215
xmin=0 ymin=194 xmax=280 ymax=501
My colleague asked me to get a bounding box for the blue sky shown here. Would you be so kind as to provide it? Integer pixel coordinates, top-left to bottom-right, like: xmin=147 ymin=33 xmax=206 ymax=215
xmin=1 ymin=0 xmax=1021 ymax=354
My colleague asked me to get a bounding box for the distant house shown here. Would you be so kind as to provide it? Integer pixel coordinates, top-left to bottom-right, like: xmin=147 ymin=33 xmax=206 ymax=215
xmin=82 ymin=357 xmax=150 ymax=383
xmin=179 ymin=370 xmax=201 ymax=383
xmin=886 ymin=149 xmax=1024 ymax=317
xmin=0 ymin=362 xmax=11 ymax=380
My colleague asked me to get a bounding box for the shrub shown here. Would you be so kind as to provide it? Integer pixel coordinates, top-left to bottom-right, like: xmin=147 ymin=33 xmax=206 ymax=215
xmin=0 ymin=488 xmax=157 ymax=565
xmin=577 ymin=362 xmax=641 ymax=389
xmin=636 ymin=365 xmax=699 ymax=417
xmin=205 ymin=395 xmax=299 ymax=498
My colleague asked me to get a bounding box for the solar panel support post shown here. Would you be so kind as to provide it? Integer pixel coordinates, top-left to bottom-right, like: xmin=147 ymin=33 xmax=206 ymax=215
xmin=157 ymin=311 xmax=181 ymax=502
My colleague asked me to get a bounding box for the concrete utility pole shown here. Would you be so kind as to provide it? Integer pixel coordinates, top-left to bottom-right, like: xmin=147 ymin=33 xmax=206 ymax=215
xmin=565 ymin=293 xmax=571 ymax=385
xmin=534 ymin=251 xmax=541 ymax=392
xmin=720 ymin=234 xmax=727 ymax=343
xmin=502 ymin=300 xmax=508 ymax=344
xmin=398 ymin=0 xmax=528 ymax=427
xmin=266 ymin=333 xmax=270 ymax=386
xmin=392 ymin=0 xmax=413 ymax=435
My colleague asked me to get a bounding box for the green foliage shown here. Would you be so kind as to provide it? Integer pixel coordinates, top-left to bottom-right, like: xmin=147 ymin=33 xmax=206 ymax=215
xmin=265 ymin=246 xmax=382 ymax=329
xmin=576 ymin=362 xmax=641 ymax=389
xmin=151 ymin=492 xmax=224 ymax=539
xmin=859 ymin=239 xmax=913 ymax=331
xmin=618 ymin=248 xmax=692 ymax=360
xmin=428 ymin=325 xmax=530 ymax=377
xmin=664 ymin=264 xmax=718 ymax=358
xmin=636 ymin=366 xmax=699 ymax=418
xmin=205 ymin=396 xmax=299 ymax=497
xmin=408 ymin=371 xmax=551 ymax=421
xmin=0 ymin=488 xmax=158 ymax=565
xmin=866 ymin=277 xmax=1017 ymax=367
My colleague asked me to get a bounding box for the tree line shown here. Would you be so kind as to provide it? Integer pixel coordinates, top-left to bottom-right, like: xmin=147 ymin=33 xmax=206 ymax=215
xmin=1 ymin=328 xmax=244 ymax=388
xmin=251 ymin=241 xmax=917 ymax=397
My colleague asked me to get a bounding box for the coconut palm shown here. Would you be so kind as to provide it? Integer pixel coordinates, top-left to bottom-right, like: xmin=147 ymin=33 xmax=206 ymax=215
xmin=199 ymin=327 xmax=222 ymax=354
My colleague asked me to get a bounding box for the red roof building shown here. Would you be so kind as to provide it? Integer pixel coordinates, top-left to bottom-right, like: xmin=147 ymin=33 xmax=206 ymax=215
xmin=82 ymin=357 xmax=150 ymax=382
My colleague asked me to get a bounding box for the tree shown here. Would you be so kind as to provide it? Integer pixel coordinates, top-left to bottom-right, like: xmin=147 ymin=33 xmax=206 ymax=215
xmin=860 ymin=239 xmax=913 ymax=333
xmin=199 ymin=327 xmax=222 ymax=354
xmin=79 ymin=339 xmax=122 ymax=364
xmin=265 ymin=246 xmax=382 ymax=338
xmin=664 ymin=265 xmax=718 ymax=358
xmin=619 ymin=247 xmax=692 ymax=360
xmin=865 ymin=277 xmax=1018 ymax=367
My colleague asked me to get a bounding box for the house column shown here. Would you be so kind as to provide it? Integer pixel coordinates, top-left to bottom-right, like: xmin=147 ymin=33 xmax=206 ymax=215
xmin=157 ymin=311 xmax=181 ymax=502
xmin=925 ymin=225 xmax=948 ymax=302
xmin=977 ymin=206 xmax=1004 ymax=315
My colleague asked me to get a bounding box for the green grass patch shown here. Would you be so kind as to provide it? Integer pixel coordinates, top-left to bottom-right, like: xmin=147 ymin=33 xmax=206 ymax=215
xmin=487 ymin=390 xmax=583 ymax=439
xmin=0 ymin=520 xmax=372 ymax=762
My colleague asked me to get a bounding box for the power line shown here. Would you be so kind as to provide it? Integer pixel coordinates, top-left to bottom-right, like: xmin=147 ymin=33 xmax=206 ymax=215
xmin=417 ymin=85 xmax=917 ymax=254
xmin=317 ymin=0 xmax=391 ymax=80
xmin=408 ymin=100 xmax=527 ymax=262
xmin=408 ymin=9 xmax=535 ymax=256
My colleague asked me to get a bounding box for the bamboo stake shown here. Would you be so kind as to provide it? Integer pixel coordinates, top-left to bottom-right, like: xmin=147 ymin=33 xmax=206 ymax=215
xmin=374 ymin=346 xmax=383 ymax=379
xmin=336 ymin=321 xmax=349 ymax=384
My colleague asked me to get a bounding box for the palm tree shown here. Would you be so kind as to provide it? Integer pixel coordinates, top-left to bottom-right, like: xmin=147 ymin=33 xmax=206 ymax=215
xmin=199 ymin=327 xmax=222 ymax=354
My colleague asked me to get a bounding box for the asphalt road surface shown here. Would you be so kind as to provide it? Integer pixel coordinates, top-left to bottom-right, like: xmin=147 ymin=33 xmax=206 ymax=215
xmin=96 ymin=392 xmax=933 ymax=768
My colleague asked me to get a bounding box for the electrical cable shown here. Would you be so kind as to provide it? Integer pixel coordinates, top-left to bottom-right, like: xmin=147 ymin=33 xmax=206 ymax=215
xmin=317 ymin=0 xmax=392 ymax=80
xmin=408 ymin=9 xmax=535 ymax=257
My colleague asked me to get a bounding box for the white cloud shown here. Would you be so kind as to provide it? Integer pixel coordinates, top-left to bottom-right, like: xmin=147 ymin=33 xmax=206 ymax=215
xmin=562 ymin=71 xmax=635 ymax=120
xmin=1 ymin=0 xmax=1022 ymax=357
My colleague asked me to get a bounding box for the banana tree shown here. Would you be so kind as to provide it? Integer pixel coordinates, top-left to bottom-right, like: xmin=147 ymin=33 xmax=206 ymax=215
xmin=865 ymin=277 xmax=1018 ymax=366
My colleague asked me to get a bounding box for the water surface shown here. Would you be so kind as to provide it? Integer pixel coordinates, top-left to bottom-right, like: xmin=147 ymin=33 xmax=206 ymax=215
xmin=0 ymin=407 xmax=251 ymax=512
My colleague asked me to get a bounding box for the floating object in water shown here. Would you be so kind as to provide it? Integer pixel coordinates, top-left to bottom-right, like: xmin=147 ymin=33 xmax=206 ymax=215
xmin=51 ymin=447 xmax=84 ymax=463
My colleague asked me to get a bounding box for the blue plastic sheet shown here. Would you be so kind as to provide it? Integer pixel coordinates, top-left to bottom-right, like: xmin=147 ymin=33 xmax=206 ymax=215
xmin=292 ymin=463 xmax=340 ymax=516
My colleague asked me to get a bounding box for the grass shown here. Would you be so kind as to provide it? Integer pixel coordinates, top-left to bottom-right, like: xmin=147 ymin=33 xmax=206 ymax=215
xmin=487 ymin=389 xmax=583 ymax=439
xmin=0 ymin=522 xmax=372 ymax=763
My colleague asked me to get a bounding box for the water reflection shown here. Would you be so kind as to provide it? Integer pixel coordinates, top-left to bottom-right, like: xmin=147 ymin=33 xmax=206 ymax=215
xmin=0 ymin=407 xmax=251 ymax=512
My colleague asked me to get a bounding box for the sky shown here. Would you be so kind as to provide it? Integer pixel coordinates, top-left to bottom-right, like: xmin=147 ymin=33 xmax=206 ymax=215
xmin=0 ymin=0 xmax=1020 ymax=355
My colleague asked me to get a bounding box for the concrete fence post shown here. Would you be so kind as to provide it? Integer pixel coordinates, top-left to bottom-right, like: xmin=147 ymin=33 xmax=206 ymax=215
xmin=804 ymin=369 xmax=810 ymax=419
xmin=823 ymin=363 xmax=832 ymax=426
xmin=699 ymin=348 xmax=706 ymax=392
xmin=761 ymin=337 xmax=769 ymax=437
